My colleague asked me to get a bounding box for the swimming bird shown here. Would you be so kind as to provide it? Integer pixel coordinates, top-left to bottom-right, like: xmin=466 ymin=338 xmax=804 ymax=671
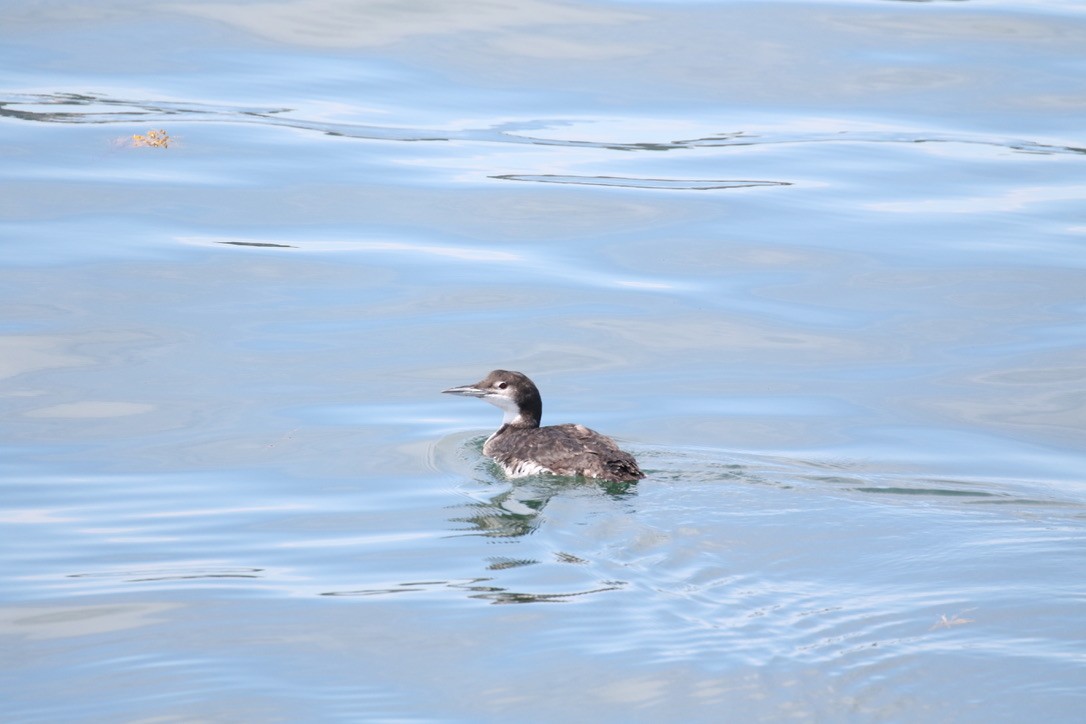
xmin=442 ymin=369 xmax=644 ymax=483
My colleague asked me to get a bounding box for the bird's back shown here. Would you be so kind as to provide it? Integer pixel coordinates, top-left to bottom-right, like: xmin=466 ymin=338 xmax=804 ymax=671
xmin=484 ymin=423 xmax=644 ymax=483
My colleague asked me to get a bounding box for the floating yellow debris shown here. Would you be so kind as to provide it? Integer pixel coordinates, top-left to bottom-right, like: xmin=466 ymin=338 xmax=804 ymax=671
xmin=131 ymin=129 xmax=171 ymax=148
xmin=931 ymin=611 xmax=976 ymax=630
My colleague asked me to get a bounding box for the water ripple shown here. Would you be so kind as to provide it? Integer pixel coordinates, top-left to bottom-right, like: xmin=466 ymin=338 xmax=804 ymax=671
xmin=491 ymin=174 xmax=791 ymax=190
xmin=319 ymin=577 xmax=627 ymax=604
xmin=3 ymin=91 xmax=1081 ymax=167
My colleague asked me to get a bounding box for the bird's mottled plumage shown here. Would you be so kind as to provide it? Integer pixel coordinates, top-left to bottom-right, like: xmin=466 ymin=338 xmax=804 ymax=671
xmin=442 ymin=370 xmax=643 ymax=483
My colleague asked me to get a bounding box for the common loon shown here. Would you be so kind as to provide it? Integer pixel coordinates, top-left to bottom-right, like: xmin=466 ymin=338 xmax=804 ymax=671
xmin=442 ymin=369 xmax=644 ymax=483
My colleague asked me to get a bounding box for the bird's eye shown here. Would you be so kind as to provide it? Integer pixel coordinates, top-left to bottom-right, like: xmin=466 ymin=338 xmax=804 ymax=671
xmin=497 ymin=382 xmax=507 ymax=389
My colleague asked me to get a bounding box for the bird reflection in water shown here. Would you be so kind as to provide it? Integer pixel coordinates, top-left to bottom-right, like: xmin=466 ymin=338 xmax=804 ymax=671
xmin=448 ymin=471 xmax=637 ymax=540
xmin=321 ymin=474 xmax=635 ymax=604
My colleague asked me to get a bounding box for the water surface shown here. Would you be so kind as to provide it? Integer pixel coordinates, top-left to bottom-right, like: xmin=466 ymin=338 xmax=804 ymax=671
xmin=2 ymin=0 xmax=1085 ymax=721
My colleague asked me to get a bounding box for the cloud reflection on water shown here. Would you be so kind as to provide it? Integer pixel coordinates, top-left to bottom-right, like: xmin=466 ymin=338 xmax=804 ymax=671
xmin=171 ymin=0 xmax=644 ymax=50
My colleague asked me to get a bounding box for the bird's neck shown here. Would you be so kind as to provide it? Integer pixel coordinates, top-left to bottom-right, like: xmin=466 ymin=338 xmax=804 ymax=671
xmin=490 ymin=396 xmax=541 ymax=428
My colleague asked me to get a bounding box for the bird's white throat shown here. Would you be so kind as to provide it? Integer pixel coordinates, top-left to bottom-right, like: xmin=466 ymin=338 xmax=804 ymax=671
xmin=485 ymin=394 xmax=525 ymax=425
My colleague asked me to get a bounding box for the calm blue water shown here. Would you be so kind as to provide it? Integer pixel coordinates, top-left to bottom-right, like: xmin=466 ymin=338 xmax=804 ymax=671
xmin=2 ymin=0 xmax=1085 ymax=721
